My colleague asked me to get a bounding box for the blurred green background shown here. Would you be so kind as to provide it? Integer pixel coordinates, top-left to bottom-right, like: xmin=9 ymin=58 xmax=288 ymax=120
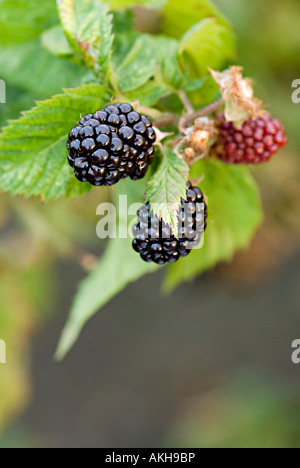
xmin=0 ymin=0 xmax=299 ymax=448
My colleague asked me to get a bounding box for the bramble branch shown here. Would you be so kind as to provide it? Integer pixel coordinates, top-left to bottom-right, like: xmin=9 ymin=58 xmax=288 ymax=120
xmin=154 ymin=99 xmax=224 ymax=130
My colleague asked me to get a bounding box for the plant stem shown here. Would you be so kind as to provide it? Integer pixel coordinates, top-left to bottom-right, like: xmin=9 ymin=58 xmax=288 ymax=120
xmin=183 ymin=98 xmax=224 ymax=123
xmin=154 ymin=99 xmax=224 ymax=129
xmin=177 ymin=90 xmax=194 ymax=113
xmin=154 ymin=114 xmax=179 ymax=128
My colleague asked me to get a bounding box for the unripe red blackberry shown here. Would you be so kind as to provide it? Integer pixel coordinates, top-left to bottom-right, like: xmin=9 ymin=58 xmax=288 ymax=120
xmin=213 ymin=113 xmax=288 ymax=164
xmin=132 ymin=182 xmax=208 ymax=265
xmin=67 ymin=103 xmax=156 ymax=186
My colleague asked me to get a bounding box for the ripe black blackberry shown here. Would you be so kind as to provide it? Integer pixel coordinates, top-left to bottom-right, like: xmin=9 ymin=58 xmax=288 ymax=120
xmin=67 ymin=103 xmax=156 ymax=186
xmin=213 ymin=113 xmax=288 ymax=164
xmin=132 ymin=182 xmax=208 ymax=265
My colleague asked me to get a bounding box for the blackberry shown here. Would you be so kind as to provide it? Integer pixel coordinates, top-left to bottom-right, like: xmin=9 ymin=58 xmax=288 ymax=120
xmin=132 ymin=182 xmax=208 ymax=265
xmin=67 ymin=103 xmax=156 ymax=186
xmin=213 ymin=113 xmax=288 ymax=164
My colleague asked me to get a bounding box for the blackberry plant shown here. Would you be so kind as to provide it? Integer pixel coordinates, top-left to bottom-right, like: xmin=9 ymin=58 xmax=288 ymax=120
xmin=213 ymin=113 xmax=288 ymax=165
xmin=133 ymin=182 xmax=208 ymax=264
xmin=0 ymin=0 xmax=288 ymax=358
xmin=67 ymin=103 xmax=156 ymax=186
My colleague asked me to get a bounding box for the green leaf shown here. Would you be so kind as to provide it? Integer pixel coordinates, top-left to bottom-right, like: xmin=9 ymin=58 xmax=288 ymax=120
xmin=164 ymin=159 xmax=263 ymax=291
xmin=185 ymin=76 xmax=220 ymax=109
xmin=0 ymin=0 xmax=81 ymax=96
xmin=55 ymin=177 xmax=159 ymax=359
xmin=114 ymin=34 xmax=179 ymax=107
xmin=162 ymin=0 xmax=231 ymax=39
xmin=56 ymin=0 xmax=77 ymax=45
xmin=41 ymin=25 xmax=74 ymax=58
xmin=0 ymin=0 xmax=57 ymax=44
xmin=154 ymin=36 xmax=183 ymax=89
xmin=111 ymin=9 xmax=135 ymax=55
xmin=123 ymin=81 xmax=171 ymax=107
xmin=0 ymin=40 xmax=85 ymax=97
xmin=55 ymin=177 xmax=158 ymax=359
xmin=0 ymin=84 xmax=107 ymax=200
xmin=145 ymin=150 xmax=190 ymax=237
xmin=114 ymin=34 xmax=158 ymax=92
xmin=65 ymin=176 xmax=93 ymax=198
xmin=57 ymin=0 xmax=113 ymax=74
xmin=0 ymin=87 xmax=36 ymax=128
xmin=55 ymin=235 xmax=159 ymax=359
xmin=179 ymin=18 xmax=236 ymax=77
xmin=114 ymin=34 xmax=182 ymax=93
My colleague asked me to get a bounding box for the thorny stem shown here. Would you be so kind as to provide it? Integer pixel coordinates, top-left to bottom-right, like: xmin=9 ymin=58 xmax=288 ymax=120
xmin=154 ymin=114 xmax=180 ymax=128
xmin=154 ymin=98 xmax=224 ymax=129
xmin=177 ymin=90 xmax=195 ymax=114
xmin=183 ymin=98 xmax=224 ymax=123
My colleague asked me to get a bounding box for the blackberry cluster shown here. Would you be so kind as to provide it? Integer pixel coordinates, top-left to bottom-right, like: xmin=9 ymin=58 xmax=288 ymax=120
xmin=132 ymin=182 xmax=208 ymax=265
xmin=67 ymin=103 xmax=156 ymax=186
xmin=214 ymin=113 xmax=288 ymax=164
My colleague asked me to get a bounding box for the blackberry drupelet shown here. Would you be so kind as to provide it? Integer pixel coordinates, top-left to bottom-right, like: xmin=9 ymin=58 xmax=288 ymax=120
xmin=132 ymin=182 xmax=208 ymax=265
xmin=213 ymin=113 xmax=288 ymax=164
xmin=67 ymin=103 xmax=156 ymax=186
